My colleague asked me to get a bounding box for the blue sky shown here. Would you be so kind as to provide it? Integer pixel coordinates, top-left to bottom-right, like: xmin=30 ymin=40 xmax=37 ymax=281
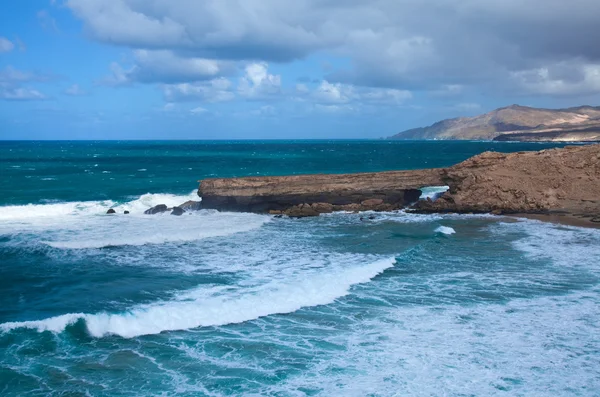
xmin=1 ymin=0 xmax=600 ymax=139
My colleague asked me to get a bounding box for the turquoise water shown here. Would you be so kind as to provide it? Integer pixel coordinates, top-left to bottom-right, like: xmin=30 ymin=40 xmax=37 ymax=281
xmin=1 ymin=140 xmax=599 ymax=396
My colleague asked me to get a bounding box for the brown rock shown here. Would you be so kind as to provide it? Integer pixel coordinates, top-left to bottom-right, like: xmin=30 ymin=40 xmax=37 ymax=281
xmin=361 ymin=198 xmax=384 ymax=207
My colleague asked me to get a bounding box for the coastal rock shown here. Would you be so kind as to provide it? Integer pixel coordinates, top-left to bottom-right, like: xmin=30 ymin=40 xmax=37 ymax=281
xmin=284 ymin=204 xmax=320 ymax=218
xmin=144 ymin=204 xmax=168 ymax=215
xmin=414 ymin=144 xmax=600 ymax=216
xmin=199 ymin=169 xmax=442 ymax=214
xmin=171 ymin=207 xmax=185 ymax=216
xmin=106 ymin=209 xmax=116 ymax=214
xmin=124 ymin=211 xmax=130 ymax=214
xmin=178 ymin=200 xmax=202 ymax=211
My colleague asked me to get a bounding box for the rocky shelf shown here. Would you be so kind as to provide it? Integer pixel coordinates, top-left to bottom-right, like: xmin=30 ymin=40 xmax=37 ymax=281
xmin=197 ymin=144 xmax=600 ymax=223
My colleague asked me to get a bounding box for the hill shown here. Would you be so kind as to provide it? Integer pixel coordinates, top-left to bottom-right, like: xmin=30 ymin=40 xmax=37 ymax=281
xmin=390 ymin=105 xmax=600 ymax=141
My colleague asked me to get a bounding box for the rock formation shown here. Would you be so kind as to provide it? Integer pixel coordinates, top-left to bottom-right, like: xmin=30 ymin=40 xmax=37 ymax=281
xmin=171 ymin=207 xmax=185 ymax=216
xmin=178 ymin=200 xmax=202 ymax=211
xmin=197 ymin=144 xmax=600 ymax=223
xmin=414 ymin=144 xmax=600 ymax=219
xmin=144 ymin=204 xmax=168 ymax=215
xmin=199 ymin=169 xmax=445 ymax=215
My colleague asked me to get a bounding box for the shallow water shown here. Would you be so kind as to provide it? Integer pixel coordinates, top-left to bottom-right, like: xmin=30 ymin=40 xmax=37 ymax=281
xmin=1 ymin=140 xmax=598 ymax=396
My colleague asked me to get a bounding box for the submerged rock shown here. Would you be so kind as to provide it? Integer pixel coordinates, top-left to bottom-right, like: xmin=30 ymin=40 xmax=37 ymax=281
xmin=144 ymin=204 xmax=168 ymax=215
xmin=178 ymin=200 xmax=202 ymax=211
xmin=171 ymin=207 xmax=185 ymax=216
xmin=106 ymin=209 xmax=116 ymax=214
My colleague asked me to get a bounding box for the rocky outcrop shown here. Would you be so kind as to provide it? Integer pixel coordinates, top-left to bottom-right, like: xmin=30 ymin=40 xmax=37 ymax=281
xmin=199 ymin=169 xmax=444 ymax=215
xmin=414 ymin=144 xmax=600 ymax=217
xmin=171 ymin=207 xmax=185 ymax=216
xmin=106 ymin=209 xmax=116 ymax=214
xmin=178 ymin=200 xmax=202 ymax=211
xmin=197 ymin=144 xmax=600 ymax=223
xmin=144 ymin=204 xmax=168 ymax=215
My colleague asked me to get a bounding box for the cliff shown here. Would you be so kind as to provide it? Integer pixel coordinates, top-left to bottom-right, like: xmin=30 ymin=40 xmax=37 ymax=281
xmin=199 ymin=169 xmax=445 ymax=216
xmin=390 ymin=104 xmax=600 ymax=142
xmin=198 ymin=144 xmax=600 ymax=224
xmin=414 ymin=144 xmax=600 ymax=220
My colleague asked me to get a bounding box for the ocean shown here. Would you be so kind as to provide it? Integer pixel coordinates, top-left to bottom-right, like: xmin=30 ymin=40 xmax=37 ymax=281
xmin=1 ymin=140 xmax=599 ymax=396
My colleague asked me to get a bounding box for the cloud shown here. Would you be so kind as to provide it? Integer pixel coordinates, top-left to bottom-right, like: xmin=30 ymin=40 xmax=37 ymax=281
xmin=0 ymin=66 xmax=51 ymax=101
xmin=510 ymin=61 xmax=600 ymax=96
xmin=0 ymin=37 xmax=14 ymax=53
xmin=99 ymin=51 xmax=231 ymax=85
xmin=311 ymin=81 xmax=411 ymax=105
xmin=162 ymin=78 xmax=235 ymax=102
xmin=99 ymin=62 xmax=134 ymax=86
xmin=238 ymin=63 xmax=281 ymax=99
xmin=189 ymin=106 xmax=208 ymax=114
xmin=66 ymin=0 xmax=600 ymax=96
xmin=37 ymin=10 xmax=59 ymax=32
xmin=64 ymin=84 xmax=88 ymax=96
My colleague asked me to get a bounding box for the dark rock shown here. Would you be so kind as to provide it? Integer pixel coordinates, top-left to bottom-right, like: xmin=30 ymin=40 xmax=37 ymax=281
xmin=144 ymin=204 xmax=168 ymax=215
xmin=591 ymin=216 xmax=600 ymax=223
xmin=124 ymin=211 xmax=130 ymax=214
xmin=284 ymin=204 xmax=320 ymax=218
xmin=106 ymin=209 xmax=116 ymax=214
xmin=171 ymin=207 xmax=185 ymax=216
xmin=178 ymin=200 xmax=202 ymax=211
xmin=274 ymin=214 xmax=283 ymax=218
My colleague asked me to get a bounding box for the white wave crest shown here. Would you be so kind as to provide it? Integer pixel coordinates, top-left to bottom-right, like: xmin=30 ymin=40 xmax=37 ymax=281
xmin=419 ymin=185 xmax=449 ymax=200
xmin=0 ymin=191 xmax=269 ymax=248
xmin=0 ymin=191 xmax=200 ymax=221
xmin=435 ymin=226 xmax=456 ymax=235
xmin=0 ymin=257 xmax=395 ymax=338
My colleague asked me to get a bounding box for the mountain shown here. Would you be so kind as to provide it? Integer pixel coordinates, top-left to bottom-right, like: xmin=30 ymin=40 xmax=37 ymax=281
xmin=390 ymin=105 xmax=600 ymax=141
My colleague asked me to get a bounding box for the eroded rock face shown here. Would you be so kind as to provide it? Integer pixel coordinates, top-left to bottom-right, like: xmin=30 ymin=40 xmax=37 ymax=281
xmin=144 ymin=204 xmax=168 ymax=215
xmin=414 ymin=144 xmax=600 ymax=215
xmin=199 ymin=170 xmax=440 ymax=214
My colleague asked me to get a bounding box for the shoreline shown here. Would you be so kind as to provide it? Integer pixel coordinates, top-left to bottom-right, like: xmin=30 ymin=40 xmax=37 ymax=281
xmin=508 ymin=213 xmax=600 ymax=229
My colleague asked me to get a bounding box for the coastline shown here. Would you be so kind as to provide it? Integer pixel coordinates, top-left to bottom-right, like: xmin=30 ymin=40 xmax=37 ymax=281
xmin=508 ymin=213 xmax=600 ymax=229
xmin=198 ymin=144 xmax=600 ymax=223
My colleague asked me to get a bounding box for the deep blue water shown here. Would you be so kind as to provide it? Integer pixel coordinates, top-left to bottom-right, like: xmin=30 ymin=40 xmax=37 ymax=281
xmin=1 ymin=140 xmax=599 ymax=396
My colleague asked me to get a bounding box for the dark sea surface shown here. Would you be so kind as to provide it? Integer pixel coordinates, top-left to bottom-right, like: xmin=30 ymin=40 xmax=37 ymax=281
xmin=1 ymin=140 xmax=599 ymax=396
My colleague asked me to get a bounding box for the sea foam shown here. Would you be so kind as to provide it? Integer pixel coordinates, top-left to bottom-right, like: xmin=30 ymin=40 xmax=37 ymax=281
xmin=0 ymin=191 xmax=269 ymax=249
xmin=0 ymin=257 xmax=396 ymax=338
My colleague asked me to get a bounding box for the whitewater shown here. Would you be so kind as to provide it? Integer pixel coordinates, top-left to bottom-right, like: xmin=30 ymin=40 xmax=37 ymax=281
xmin=1 ymin=140 xmax=599 ymax=396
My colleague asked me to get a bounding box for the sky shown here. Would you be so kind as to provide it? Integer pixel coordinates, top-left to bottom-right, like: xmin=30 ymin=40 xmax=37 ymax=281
xmin=1 ymin=0 xmax=600 ymax=139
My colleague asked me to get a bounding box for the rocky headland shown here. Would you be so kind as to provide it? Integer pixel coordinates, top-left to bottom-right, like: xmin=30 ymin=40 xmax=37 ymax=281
xmin=389 ymin=104 xmax=600 ymax=142
xmin=198 ymin=144 xmax=600 ymax=226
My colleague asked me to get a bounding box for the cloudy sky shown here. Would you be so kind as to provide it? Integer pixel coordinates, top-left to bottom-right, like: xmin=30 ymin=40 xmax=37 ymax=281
xmin=1 ymin=0 xmax=600 ymax=139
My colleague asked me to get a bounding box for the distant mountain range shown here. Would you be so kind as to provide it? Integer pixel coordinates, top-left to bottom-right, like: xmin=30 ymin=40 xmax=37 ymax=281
xmin=389 ymin=105 xmax=600 ymax=142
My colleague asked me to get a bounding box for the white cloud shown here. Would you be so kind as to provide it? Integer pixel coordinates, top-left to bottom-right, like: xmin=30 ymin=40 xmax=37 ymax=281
xmin=0 ymin=37 xmax=14 ymax=53
xmin=0 ymin=86 xmax=46 ymax=100
xmin=37 ymin=10 xmax=59 ymax=32
xmin=64 ymin=84 xmax=88 ymax=96
xmin=130 ymin=50 xmax=229 ymax=83
xmin=511 ymin=62 xmax=600 ymax=96
xmin=190 ymin=106 xmax=208 ymax=114
xmin=238 ymin=63 xmax=281 ymax=99
xmin=313 ymin=80 xmax=411 ymax=105
xmin=100 ymin=62 xmax=133 ymax=86
xmin=66 ymin=0 xmax=600 ymax=96
xmin=163 ymin=78 xmax=235 ymax=102
xmin=0 ymin=66 xmax=51 ymax=101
